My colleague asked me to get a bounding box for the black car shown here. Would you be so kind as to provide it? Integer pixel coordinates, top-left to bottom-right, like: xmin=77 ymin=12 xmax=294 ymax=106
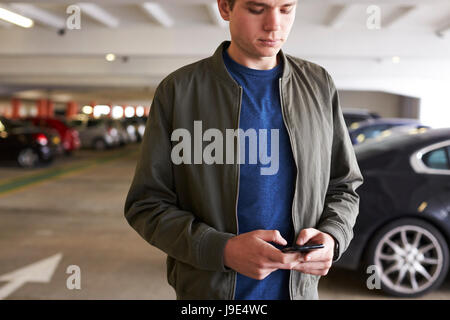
xmin=343 ymin=109 xmax=381 ymax=128
xmin=336 ymin=128 xmax=450 ymax=297
xmin=0 ymin=116 xmax=62 ymax=168
xmin=348 ymin=118 xmax=429 ymax=145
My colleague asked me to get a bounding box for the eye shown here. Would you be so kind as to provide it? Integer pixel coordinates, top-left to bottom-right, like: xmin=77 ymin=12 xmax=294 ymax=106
xmin=248 ymin=8 xmax=264 ymax=14
xmin=281 ymin=7 xmax=293 ymax=14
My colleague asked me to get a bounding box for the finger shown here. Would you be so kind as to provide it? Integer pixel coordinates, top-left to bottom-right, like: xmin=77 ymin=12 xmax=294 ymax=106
xmin=293 ymin=264 xmax=331 ymax=276
xmin=255 ymin=230 xmax=288 ymax=246
xmin=303 ymin=249 xmax=329 ymax=262
xmin=264 ymin=244 xmax=289 ymax=264
xmin=261 ymin=259 xmax=298 ymax=270
xmin=296 ymin=228 xmax=321 ymax=246
xmin=259 ymin=244 xmax=302 ymax=267
xmin=292 ymin=260 xmax=332 ymax=271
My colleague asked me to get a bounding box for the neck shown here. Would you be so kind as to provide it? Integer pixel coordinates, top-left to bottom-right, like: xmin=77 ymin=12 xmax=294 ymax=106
xmin=227 ymin=42 xmax=279 ymax=70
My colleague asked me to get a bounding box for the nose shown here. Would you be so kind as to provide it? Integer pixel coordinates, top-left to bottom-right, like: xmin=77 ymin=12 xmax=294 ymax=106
xmin=263 ymin=9 xmax=281 ymax=32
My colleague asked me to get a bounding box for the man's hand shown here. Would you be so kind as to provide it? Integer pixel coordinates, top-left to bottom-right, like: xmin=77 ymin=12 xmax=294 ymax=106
xmin=223 ymin=230 xmax=302 ymax=280
xmin=288 ymin=228 xmax=335 ymax=276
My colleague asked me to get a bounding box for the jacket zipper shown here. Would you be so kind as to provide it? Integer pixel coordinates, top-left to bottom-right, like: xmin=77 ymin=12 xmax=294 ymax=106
xmin=231 ymin=85 xmax=243 ymax=300
xmin=279 ymin=77 xmax=299 ymax=299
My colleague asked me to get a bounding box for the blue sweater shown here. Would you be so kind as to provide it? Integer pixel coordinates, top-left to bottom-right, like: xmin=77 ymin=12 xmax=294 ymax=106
xmin=223 ymin=47 xmax=297 ymax=300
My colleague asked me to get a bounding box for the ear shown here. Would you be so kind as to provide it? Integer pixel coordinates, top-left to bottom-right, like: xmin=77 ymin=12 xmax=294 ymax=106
xmin=217 ymin=0 xmax=231 ymax=22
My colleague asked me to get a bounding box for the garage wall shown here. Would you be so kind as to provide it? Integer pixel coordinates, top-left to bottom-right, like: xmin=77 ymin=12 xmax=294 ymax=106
xmin=339 ymin=90 xmax=420 ymax=119
xmin=0 ymin=100 xmax=9 ymax=117
xmin=1 ymin=92 xmax=422 ymax=120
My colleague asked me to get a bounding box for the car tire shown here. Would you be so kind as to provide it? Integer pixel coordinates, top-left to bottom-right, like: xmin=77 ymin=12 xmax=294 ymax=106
xmin=93 ymin=138 xmax=107 ymax=151
xmin=17 ymin=148 xmax=39 ymax=168
xmin=365 ymin=218 xmax=449 ymax=297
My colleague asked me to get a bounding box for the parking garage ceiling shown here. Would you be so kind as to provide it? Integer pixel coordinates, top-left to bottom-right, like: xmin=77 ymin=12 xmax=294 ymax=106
xmin=0 ymin=0 xmax=449 ymax=102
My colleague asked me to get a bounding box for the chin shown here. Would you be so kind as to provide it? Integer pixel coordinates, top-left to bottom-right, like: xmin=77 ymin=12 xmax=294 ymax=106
xmin=257 ymin=47 xmax=280 ymax=58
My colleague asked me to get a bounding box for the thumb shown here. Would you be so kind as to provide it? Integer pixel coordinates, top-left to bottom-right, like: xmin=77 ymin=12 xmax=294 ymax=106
xmin=296 ymin=228 xmax=320 ymax=245
xmin=256 ymin=230 xmax=288 ymax=246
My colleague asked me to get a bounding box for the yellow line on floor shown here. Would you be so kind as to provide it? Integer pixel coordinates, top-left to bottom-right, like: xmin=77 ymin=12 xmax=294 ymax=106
xmin=0 ymin=150 xmax=138 ymax=198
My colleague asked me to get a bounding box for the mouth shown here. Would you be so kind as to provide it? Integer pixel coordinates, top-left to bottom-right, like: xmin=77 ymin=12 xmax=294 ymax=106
xmin=258 ymin=39 xmax=281 ymax=47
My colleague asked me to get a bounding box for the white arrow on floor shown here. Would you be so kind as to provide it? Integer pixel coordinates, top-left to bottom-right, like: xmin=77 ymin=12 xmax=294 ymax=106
xmin=0 ymin=253 xmax=63 ymax=300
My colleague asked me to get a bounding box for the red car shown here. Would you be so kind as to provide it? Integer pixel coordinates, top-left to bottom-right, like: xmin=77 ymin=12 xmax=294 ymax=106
xmin=24 ymin=117 xmax=81 ymax=154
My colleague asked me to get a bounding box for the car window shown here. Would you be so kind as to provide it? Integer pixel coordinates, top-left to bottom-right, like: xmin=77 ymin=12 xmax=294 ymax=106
xmin=422 ymin=147 xmax=449 ymax=170
xmin=344 ymin=116 xmax=367 ymax=128
xmin=87 ymin=120 xmax=102 ymax=127
xmin=361 ymin=125 xmax=390 ymax=139
xmin=69 ymin=120 xmax=83 ymax=127
xmin=8 ymin=120 xmax=27 ymax=129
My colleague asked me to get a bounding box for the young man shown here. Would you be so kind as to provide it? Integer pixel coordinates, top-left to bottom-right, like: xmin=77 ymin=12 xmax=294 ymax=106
xmin=124 ymin=0 xmax=363 ymax=300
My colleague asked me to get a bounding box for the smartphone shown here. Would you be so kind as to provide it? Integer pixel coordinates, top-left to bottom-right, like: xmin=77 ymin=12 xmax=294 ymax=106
xmin=281 ymin=243 xmax=324 ymax=253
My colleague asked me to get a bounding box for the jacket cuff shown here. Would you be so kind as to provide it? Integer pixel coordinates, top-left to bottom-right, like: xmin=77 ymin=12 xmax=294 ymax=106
xmin=198 ymin=228 xmax=236 ymax=272
xmin=317 ymin=222 xmax=347 ymax=262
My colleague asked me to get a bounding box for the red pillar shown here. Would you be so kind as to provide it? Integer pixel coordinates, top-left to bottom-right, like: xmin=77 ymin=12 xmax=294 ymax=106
xmin=65 ymin=101 xmax=78 ymax=118
xmin=66 ymin=101 xmax=73 ymax=118
xmin=47 ymin=100 xmax=54 ymax=118
xmin=37 ymin=99 xmax=47 ymax=118
xmin=11 ymin=98 xmax=21 ymax=119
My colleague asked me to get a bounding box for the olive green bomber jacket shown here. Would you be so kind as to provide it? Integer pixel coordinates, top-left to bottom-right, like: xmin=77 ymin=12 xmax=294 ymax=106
xmin=124 ymin=41 xmax=364 ymax=300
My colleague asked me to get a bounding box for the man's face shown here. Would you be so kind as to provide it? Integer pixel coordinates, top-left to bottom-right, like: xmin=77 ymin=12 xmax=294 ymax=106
xmin=224 ymin=0 xmax=297 ymax=59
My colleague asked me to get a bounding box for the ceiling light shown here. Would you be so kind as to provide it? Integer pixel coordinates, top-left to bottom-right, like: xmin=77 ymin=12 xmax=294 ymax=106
xmin=82 ymin=105 xmax=93 ymax=114
xmin=392 ymin=56 xmax=401 ymax=64
xmin=105 ymin=53 xmax=116 ymax=62
xmin=136 ymin=106 xmax=144 ymax=117
xmin=125 ymin=106 xmax=135 ymax=118
xmin=0 ymin=7 xmax=34 ymax=28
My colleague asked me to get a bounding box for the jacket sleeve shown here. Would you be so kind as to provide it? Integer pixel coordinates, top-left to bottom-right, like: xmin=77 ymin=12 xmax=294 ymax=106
xmin=317 ymin=72 xmax=364 ymax=262
xmin=124 ymin=80 xmax=235 ymax=272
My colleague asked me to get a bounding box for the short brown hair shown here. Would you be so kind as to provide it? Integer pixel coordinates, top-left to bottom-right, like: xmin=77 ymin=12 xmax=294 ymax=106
xmin=227 ymin=0 xmax=236 ymax=10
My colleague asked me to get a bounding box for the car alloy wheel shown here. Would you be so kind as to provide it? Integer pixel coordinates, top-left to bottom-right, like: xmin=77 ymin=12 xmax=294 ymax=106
xmin=368 ymin=218 xmax=449 ymax=297
xmin=17 ymin=148 xmax=39 ymax=168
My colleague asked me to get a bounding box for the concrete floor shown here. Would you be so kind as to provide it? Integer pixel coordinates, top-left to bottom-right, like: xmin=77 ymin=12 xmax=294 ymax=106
xmin=0 ymin=144 xmax=449 ymax=300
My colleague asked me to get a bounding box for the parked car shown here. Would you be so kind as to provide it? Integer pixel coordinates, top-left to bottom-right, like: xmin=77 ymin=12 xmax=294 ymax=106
xmin=68 ymin=115 xmax=120 ymax=150
xmin=343 ymin=109 xmax=381 ymax=128
xmin=0 ymin=116 xmax=62 ymax=168
xmin=23 ymin=117 xmax=81 ymax=155
xmin=105 ymin=118 xmax=131 ymax=146
xmin=362 ymin=125 xmax=431 ymax=144
xmin=120 ymin=117 xmax=146 ymax=142
xmin=348 ymin=118 xmax=429 ymax=145
xmin=336 ymin=128 xmax=450 ymax=297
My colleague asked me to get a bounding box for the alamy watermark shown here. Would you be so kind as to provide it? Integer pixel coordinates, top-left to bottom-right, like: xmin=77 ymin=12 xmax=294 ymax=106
xmin=171 ymin=121 xmax=280 ymax=176
xmin=366 ymin=5 xmax=381 ymax=30
xmin=366 ymin=265 xmax=381 ymax=290
xmin=66 ymin=265 xmax=81 ymax=290
xmin=66 ymin=5 xmax=81 ymax=30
